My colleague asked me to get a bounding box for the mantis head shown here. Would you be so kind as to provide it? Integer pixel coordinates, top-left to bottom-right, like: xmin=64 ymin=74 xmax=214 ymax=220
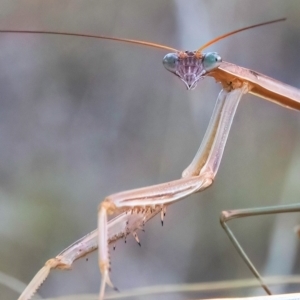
xmin=163 ymin=51 xmax=222 ymax=90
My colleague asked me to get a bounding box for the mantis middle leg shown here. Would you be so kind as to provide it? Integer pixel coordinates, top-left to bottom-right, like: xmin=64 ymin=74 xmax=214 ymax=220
xmin=220 ymin=203 xmax=300 ymax=296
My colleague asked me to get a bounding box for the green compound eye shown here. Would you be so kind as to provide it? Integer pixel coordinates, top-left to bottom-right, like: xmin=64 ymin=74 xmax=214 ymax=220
xmin=162 ymin=53 xmax=179 ymax=73
xmin=202 ymin=52 xmax=222 ymax=72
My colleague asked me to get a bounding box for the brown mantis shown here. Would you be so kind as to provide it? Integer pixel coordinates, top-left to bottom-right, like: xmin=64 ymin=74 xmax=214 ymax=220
xmin=0 ymin=10 xmax=298 ymax=298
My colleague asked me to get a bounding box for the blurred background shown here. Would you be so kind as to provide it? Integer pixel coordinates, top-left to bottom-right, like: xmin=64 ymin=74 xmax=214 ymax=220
xmin=0 ymin=0 xmax=300 ymax=299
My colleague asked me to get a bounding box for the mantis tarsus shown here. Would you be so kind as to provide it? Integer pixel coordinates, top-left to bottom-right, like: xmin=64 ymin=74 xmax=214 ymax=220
xmin=1 ymin=18 xmax=300 ymax=300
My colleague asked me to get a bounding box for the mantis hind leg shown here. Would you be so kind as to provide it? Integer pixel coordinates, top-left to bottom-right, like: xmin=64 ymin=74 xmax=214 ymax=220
xmin=220 ymin=203 xmax=300 ymax=295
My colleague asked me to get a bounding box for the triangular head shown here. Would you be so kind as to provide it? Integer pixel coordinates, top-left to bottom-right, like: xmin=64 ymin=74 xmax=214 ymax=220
xmin=163 ymin=51 xmax=222 ymax=89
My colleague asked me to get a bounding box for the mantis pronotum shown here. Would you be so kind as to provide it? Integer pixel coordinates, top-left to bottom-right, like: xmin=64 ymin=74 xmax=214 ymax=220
xmin=1 ymin=15 xmax=300 ymax=300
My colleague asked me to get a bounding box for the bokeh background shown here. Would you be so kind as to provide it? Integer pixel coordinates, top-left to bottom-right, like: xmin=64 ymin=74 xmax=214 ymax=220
xmin=0 ymin=0 xmax=300 ymax=299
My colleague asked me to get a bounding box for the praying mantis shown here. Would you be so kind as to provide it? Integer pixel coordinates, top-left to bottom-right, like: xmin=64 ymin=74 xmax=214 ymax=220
xmin=1 ymin=16 xmax=300 ymax=300
xmin=0 ymin=1 xmax=300 ymax=298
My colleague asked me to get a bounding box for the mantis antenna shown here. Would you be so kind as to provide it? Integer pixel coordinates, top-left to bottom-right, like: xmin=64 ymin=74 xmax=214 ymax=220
xmin=196 ymin=18 xmax=286 ymax=52
xmin=0 ymin=29 xmax=178 ymax=52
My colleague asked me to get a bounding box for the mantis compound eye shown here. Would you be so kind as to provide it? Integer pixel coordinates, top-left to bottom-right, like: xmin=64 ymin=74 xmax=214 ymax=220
xmin=162 ymin=53 xmax=179 ymax=73
xmin=202 ymin=52 xmax=222 ymax=72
